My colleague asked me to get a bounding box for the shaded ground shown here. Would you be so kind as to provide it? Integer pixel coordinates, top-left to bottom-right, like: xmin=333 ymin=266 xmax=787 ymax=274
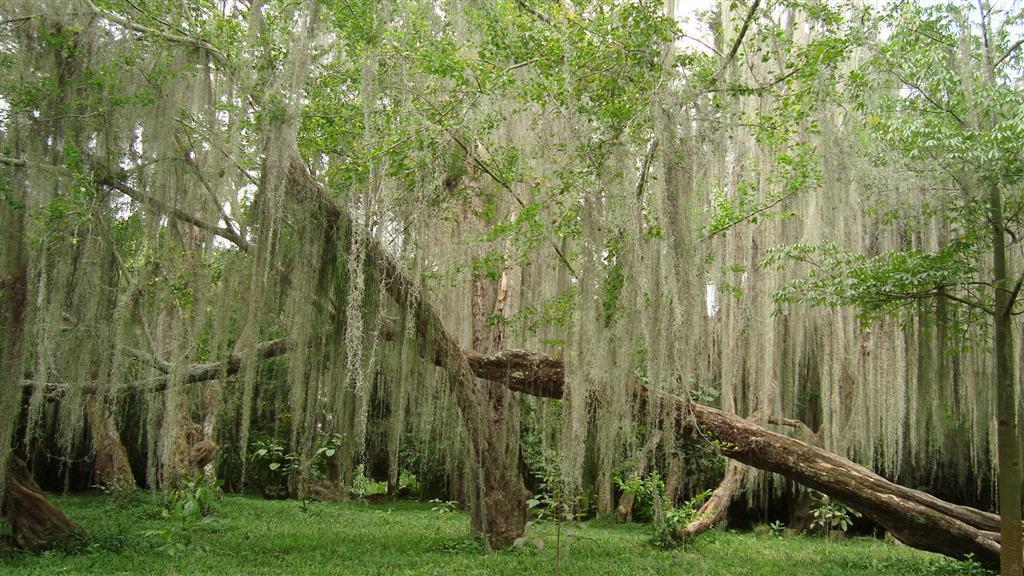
xmin=0 ymin=494 xmax=990 ymax=575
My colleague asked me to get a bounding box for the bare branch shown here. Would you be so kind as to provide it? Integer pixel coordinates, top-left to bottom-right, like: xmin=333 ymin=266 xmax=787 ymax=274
xmin=718 ymin=0 xmax=761 ymax=73
xmin=96 ymin=173 xmax=250 ymax=251
xmin=995 ymin=38 xmax=1024 ymax=67
xmin=0 ymin=156 xmax=249 ymax=251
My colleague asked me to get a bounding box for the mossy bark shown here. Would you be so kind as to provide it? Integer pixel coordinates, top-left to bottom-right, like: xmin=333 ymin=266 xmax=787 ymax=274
xmin=2 ymin=456 xmax=79 ymax=551
xmin=85 ymin=395 xmax=136 ymax=493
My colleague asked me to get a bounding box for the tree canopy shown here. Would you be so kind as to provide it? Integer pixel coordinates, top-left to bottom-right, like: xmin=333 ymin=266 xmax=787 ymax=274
xmin=3 ymin=0 xmax=1024 ymax=573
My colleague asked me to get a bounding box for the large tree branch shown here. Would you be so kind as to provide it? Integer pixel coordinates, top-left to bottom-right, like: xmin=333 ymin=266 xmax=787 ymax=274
xmin=96 ymin=171 xmax=250 ymax=251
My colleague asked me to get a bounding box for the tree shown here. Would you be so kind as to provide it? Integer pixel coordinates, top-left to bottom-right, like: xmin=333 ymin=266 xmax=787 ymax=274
xmin=767 ymin=3 xmax=1024 ymax=572
xmin=3 ymin=0 xmax=1024 ymax=570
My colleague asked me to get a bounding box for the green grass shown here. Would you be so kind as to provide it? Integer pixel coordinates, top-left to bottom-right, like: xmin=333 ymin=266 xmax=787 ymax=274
xmin=1 ymin=493 xmax=989 ymax=575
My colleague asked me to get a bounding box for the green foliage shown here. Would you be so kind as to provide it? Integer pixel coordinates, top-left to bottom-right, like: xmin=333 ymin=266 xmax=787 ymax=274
xmin=398 ymin=469 xmax=420 ymax=495
xmin=810 ymin=493 xmax=861 ymax=536
xmin=657 ymin=489 xmax=713 ymax=548
xmin=3 ymin=494 xmax=970 ymax=575
xmin=249 ymin=438 xmax=299 ymax=499
xmin=145 ymin=476 xmax=223 ymax=559
xmin=312 ymin=432 xmax=345 ymax=476
xmin=159 ymin=475 xmax=222 ymax=521
xmin=704 ymin=143 xmax=820 ymax=239
xmin=688 ymin=382 xmax=721 ymax=405
xmin=762 ymin=240 xmax=986 ymax=326
xmin=348 ymin=464 xmax=388 ymax=499
xmin=613 ymin=470 xmax=663 ymax=523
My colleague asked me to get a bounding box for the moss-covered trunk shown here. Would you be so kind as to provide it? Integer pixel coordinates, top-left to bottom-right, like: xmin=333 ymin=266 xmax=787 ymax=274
xmin=85 ymin=395 xmax=135 ymax=493
xmin=2 ymin=456 xmax=79 ymax=551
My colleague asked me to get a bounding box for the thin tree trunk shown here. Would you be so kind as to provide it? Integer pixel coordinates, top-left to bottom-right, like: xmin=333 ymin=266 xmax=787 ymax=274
xmin=989 ymin=178 xmax=1022 ymax=576
xmin=976 ymin=7 xmax=1022 ymax=572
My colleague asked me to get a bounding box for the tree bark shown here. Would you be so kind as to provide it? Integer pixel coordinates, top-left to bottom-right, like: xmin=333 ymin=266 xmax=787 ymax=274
xmin=282 ymin=153 xmax=529 ymax=550
xmin=2 ymin=456 xmax=79 ymax=551
xmin=457 ymin=349 xmax=1009 ymax=569
xmin=464 ymin=194 xmax=527 ymax=547
xmin=85 ymin=395 xmax=136 ymax=493
xmin=678 ymin=460 xmax=745 ymax=537
xmin=988 ymin=177 xmax=1022 ymax=576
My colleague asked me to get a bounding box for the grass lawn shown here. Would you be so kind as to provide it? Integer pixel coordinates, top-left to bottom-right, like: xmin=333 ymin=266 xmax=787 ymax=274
xmin=1 ymin=493 xmax=990 ymax=575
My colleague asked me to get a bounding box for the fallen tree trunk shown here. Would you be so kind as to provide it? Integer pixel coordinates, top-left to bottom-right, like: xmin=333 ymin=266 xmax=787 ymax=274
xmin=100 ymin=337 xmax=1008 ymax=565
xmin=40 ymin=331 xmax=1011 ymax=565
xmin=691 ymin=402 xmax=1002 ymax=567
xmin=12 ymin=150 xmax=1009 ymax=563
xmin=465 ymin=350 xmax=1008 ymax=569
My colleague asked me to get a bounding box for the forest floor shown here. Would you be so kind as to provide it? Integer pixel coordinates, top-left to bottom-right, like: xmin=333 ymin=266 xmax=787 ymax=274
xmin=1 ymin=493 xmax=991 ymax=575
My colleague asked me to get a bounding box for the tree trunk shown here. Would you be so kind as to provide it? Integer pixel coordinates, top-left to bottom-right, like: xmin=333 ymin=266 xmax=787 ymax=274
xmin=679 ymin=460 xmax=745 ymax=537
xmin=282 ymin=153 xmax=529 ymax=550
xmin=2 ymin=456 xmax=79 ymax=551
xmin=977 ymin=13 xmax=1022 ymax=572
xmin=616 ymin=430 xmax=662 ymax=520
xmin=664 ymin=450 xmax=683 ymax=507
xmin=458 ymin=348 xmax=1009 ymax=568
xmin=988 ymin=177 xmax=1022 ymax=576
xmin=85 ymin=395 xmax=135 ymax=493
xmin=464 ymin=196 xmax=527 ymax=548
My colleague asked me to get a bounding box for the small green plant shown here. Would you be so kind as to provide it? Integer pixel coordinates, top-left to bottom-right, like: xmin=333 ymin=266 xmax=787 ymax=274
xmin=658 ymin=489 xmax=712 ymax=548
xmin=312 ymin=432 xmax=344 ymax=474
xmin=349 ymin=464 xmax=388 ymax=498
xmin=613 ymin=470 xmax=665 ymax=522
xmin=922 ymin=554 xmax=993 ymax=575
xmin=250 ymin=438 xmax=299 ymax=499
xmin=810 ymin=493 xmax=861 ymax=554
xmin=521 ymin=447 xmax=583 ymax=576
xmin=768 ymin=520 xmax=785 ymax=538
xmin=159 ymin=475 xmax=222 ymax=520
xmin=144 ymin=476 xmax=222 ymax=566
xmin=298 ymin=496 xmax=322 ymax=517
xmin=428 ymin=498 xmax=458 ymax=515
xmin=810 ymin=493 xmax=860 ymax=535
